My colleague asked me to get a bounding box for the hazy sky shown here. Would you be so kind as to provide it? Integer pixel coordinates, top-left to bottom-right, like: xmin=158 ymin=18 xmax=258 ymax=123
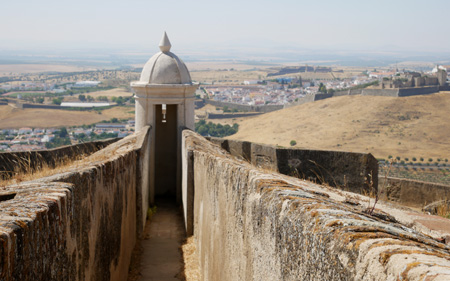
xmin=2 ymin=0 xmax=450 ymax=55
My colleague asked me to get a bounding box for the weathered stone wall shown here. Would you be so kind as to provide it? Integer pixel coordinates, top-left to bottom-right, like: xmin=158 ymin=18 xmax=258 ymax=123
xmin=208 ymin=138 xmax=378 ymax=194
xmin=362 ymin=88 xmax=400 ymax=97
xmin=206 ymin=112 xmax=263 ymax=119
xmin=361 ymin=87 xmax=440 ymax=97
xmin=204 ymin=99 xmax=284 ymax=113
xmin=284 ymin=94 xmax=315 ymax=107
xmin=0 ymin=138 xmax=120 ymax=179
xmin=286 ymin=93 xmax=331 ymax=108
xmin=287 ymin=87 xmax=443 ymax=105
xmin=0 ymin=127 xmax=151 ymax=281
xmin=379 ymin=176 xmax=450 ymax=208
xmin=314 ymin=93 xmax=334 ymax=101
xmin=398 ymin=86 xmax=440 ymax=97
xmin=333 ymin=88 xmax=363 ymax=96
xmin=183 ymin=130 xmax=450 ymax=280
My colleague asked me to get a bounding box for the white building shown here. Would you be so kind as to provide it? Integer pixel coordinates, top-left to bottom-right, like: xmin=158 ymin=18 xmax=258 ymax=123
xmin=72 ymin=81 xmax=101 ymax=88
xmin=60 ymin=102 xmax=110 ymax=108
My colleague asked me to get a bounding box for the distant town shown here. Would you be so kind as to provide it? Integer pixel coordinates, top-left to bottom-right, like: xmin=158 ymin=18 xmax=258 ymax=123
xmin=0 ymin=120 xmax=135 ymax=152
xmin=0 ymin=64 xmax=449 ymax=152
xmin=204 ymin=65 xmax=449 ymax=106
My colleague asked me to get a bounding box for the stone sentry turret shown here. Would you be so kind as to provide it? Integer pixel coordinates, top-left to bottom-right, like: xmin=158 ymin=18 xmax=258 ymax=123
xmin=131 ymin=32 xmax=198 ymax=204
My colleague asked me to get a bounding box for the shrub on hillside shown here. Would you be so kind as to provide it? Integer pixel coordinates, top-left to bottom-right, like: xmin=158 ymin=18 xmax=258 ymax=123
xmin=195 ymin=120 xmax=239 ymax=138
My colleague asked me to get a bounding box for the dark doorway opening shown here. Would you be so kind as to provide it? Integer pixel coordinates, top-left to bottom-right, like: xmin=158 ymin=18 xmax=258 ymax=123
xmin=154 ymin=104 xmax=178 ymax=200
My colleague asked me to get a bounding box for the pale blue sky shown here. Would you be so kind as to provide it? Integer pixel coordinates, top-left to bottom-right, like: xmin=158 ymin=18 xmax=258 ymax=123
xmin=1 ymin=0 xmax=449 ymax=55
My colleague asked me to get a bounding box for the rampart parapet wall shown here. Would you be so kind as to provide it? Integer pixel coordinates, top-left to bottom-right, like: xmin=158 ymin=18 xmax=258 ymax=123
xmin=183 ymin=130 xmax=450 ymax=280
xmin=207 ymin=137 xmax=378 ymax=194
xmin=288 ymin=86 xmax=447 ymax=107
xmin=379 ymin=176 xmax=450 ymax=209
xmin=0 ymin=138 xmax=120 ymax=178
xmin=0 ymin=127 xmax=151 ymax=281
xmin=2 ymin=127 xmax=450 ymax=280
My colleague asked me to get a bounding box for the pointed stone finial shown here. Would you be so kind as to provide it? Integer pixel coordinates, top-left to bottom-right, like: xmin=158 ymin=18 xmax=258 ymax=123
xmin=159 ymin=32 xmax=171 ymax=53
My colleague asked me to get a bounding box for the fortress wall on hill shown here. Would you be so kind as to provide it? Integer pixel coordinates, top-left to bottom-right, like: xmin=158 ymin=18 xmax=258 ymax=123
xmin=313 ymin=93 xmax=334 ymax=101
xmin=207 ymin=137 xmax=378 ymax=194
xmin=398 ymin=86 xmax=440 ymax=97
xmin=361 ymin=86 xmax=440 ymax=97
xmin=206 ymin=112 xmax=263 ymax=119
xmin=285 ymin=93 xmax=333 ymax=108
xmin=0 ymin=138 xmax=120 ymax=179
xmin=182 ymin=130 xmax=450 ymax=280
xmin=333 ymin=88 xmax=363 ymax=96
xmin=362 ymin=88 xmax=400 ymax=97
xmin=440 ymin=84 xmax=450 ymax=91
xmin=204 ymin=99 xmax=283 ymax=113
xmin=284 ymin=93 xmax=315 ymax=107
xmin=0 ymin=127 xmax=151 ymax=281
xmin=22 ymin=103 xmax=62 ymax=109
xmin=379 ymin=176 xmax=450 ymax=208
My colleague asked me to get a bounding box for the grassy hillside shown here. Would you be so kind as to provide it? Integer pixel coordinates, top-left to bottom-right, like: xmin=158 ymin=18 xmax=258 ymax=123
xmin=228 ymin=92 xmax=450 ymax=160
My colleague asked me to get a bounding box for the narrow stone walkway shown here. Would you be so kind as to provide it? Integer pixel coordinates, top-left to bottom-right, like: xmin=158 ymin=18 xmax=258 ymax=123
xmin=138 ymin=198 xmax=186 ymax=281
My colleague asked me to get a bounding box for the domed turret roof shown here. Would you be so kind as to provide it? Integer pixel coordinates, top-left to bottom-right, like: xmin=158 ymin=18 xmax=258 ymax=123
xmin=139 ymin=32 xmax=192 ymax=84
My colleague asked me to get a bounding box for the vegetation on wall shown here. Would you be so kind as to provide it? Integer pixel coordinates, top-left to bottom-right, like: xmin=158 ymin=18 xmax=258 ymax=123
xmin=44 ymin=127 xmax=71 ymax=149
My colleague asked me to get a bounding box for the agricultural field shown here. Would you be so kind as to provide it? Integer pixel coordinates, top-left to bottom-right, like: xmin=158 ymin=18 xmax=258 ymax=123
xmin=380 ymin=163 xmax=450 ymax=185
xmin=0 ymin=105 xmax=134 ymax=129
xmin=64 ymin=88 xmax=134 ymax=102
xmin=0 ymin=64 xmax=98 ymax=76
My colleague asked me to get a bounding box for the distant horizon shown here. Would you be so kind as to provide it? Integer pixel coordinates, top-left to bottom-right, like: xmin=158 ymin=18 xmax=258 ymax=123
xmin=2 ymin=0 xmax=450 ymax=65
xmin=1 ymin=44 xmax=449 ymax=70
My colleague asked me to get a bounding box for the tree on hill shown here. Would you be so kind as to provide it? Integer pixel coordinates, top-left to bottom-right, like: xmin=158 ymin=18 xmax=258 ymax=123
xmin=52 ymin=97 xmax=63 ymax=105
xmin=112 ymin=96 xmax=125 ymax=105
xmin=58 ymin=127 xmax=68 ymax=138
xmin=318 ymin=83 xmax=327 ymax=93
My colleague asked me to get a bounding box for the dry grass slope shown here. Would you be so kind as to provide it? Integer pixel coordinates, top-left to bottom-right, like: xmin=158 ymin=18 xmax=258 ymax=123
xmin=228 ymin=92 xmax=450 ymax=160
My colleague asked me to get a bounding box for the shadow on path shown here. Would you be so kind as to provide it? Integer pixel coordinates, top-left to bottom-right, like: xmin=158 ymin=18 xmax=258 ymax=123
xmin=133 ymin=197 xmax=186 ymax=281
